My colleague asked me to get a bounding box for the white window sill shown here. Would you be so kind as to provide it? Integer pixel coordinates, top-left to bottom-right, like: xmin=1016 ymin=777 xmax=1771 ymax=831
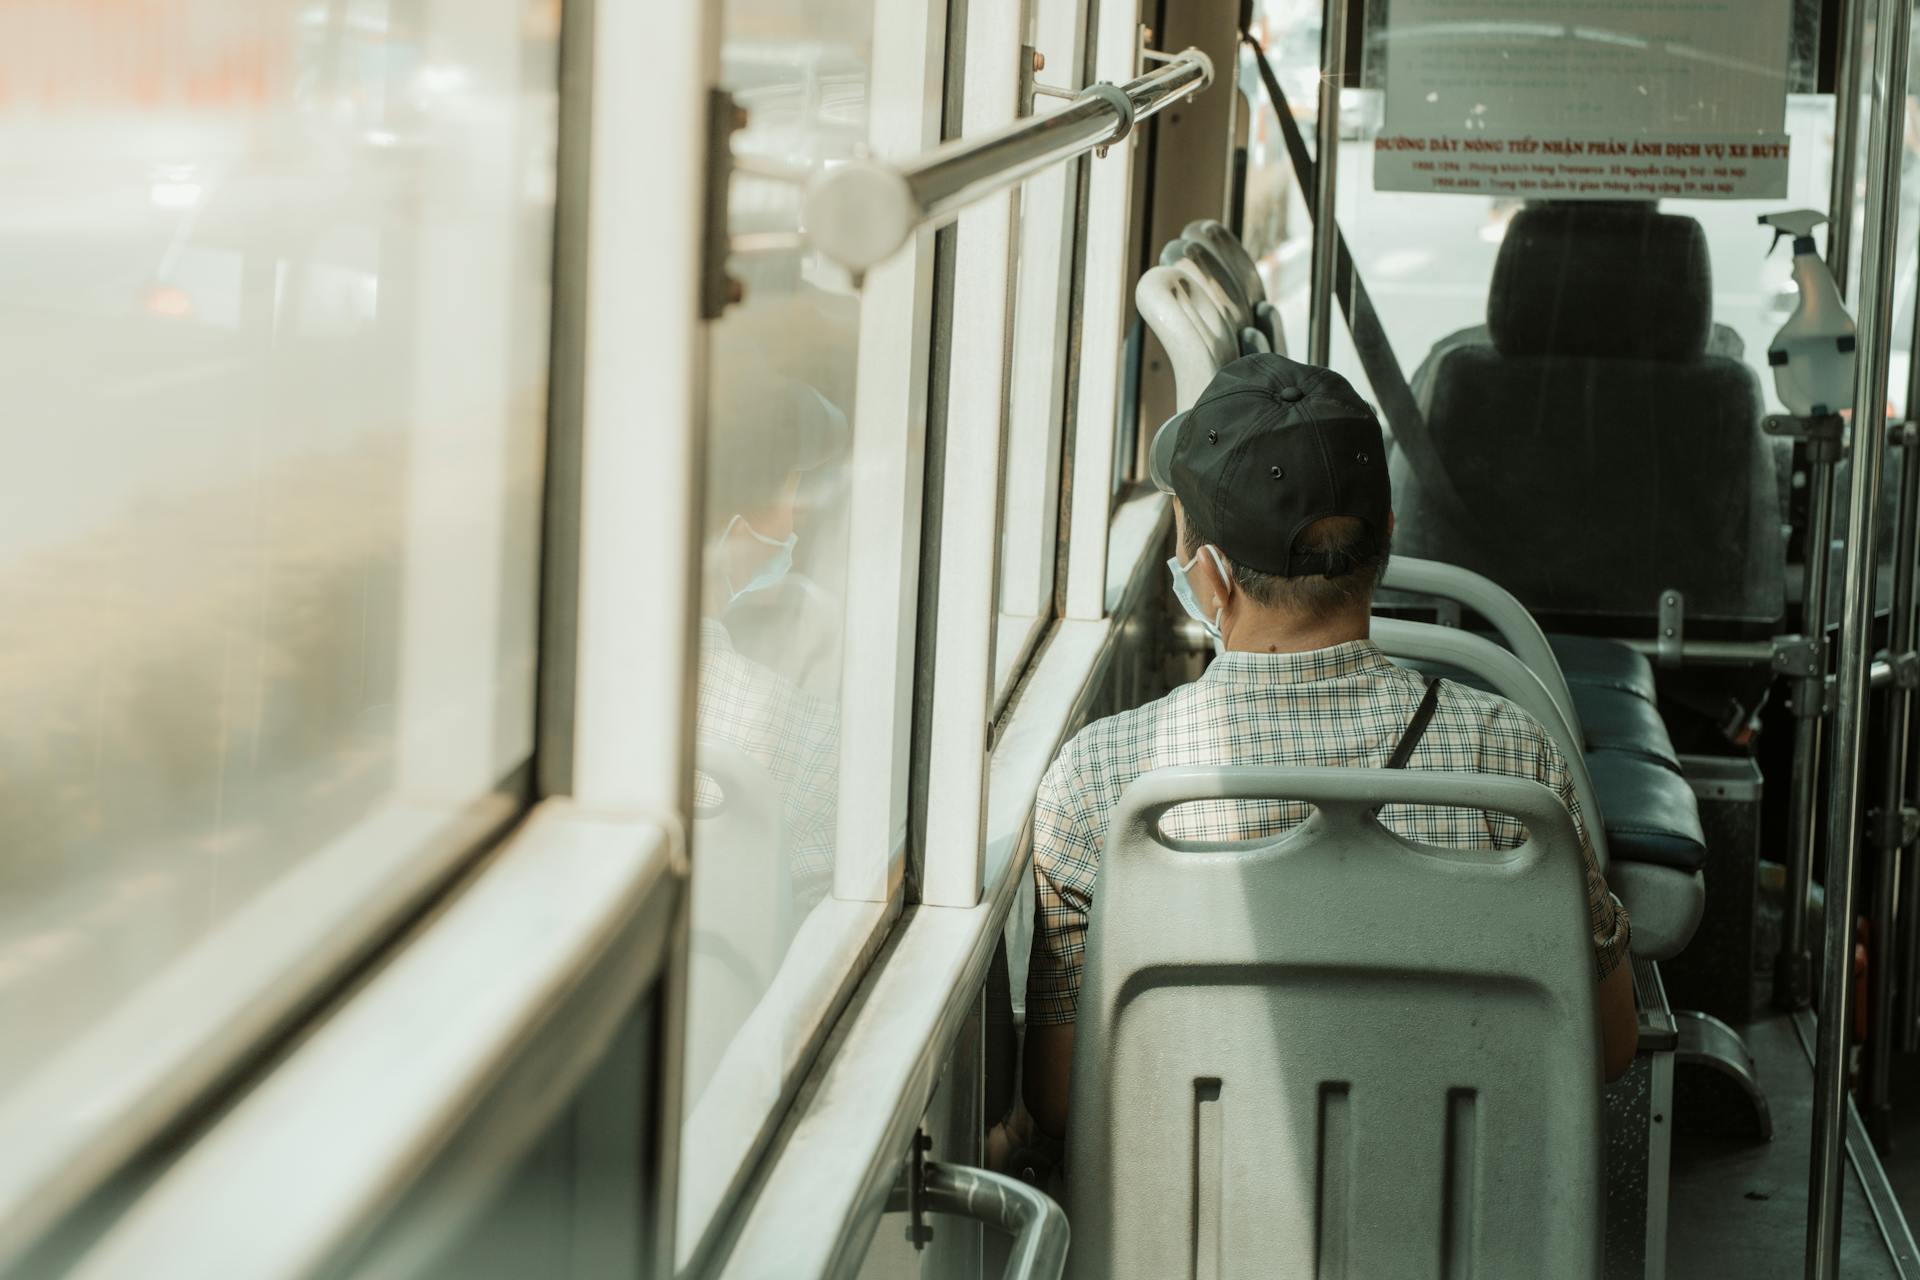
xmin=0 ymin=792 xmax=521 ymax=1271
xmin=63 ymin=800 xmax=676 ymax=1280
xmin=676 ymin=894 xmax=893 ymax=1270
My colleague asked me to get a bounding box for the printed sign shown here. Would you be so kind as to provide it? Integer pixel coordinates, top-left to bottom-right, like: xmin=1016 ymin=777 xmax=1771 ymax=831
xmin=1375 ymin=0 xmax=1794 ymax=199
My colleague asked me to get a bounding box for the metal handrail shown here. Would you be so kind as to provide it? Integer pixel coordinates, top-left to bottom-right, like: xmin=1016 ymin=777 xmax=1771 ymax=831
xmin=1307 ymin=0 xmax=1350 ymax=364
xmin=886 ymin=1160 xmax=1069 ymax=1280
xmin=803 ymin=48 xmax=1213 ymax=274
xmin=1808 ymin=0 xmax=1913 ymax=1268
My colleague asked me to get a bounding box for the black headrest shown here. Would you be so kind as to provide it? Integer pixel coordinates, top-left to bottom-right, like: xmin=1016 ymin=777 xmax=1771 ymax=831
xmin=1487 ymin=203 xmax=1713 ymax=361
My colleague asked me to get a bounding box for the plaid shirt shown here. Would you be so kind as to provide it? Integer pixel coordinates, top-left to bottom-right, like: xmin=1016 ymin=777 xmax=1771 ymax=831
xmin=1028 ymin=639 xmax=1629 ymax=1026
xmin=695 ymin=619 xmax=838 ymax=892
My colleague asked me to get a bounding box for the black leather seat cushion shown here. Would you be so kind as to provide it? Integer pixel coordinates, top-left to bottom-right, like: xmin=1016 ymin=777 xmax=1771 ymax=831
xmin=1545 ymin=632 xmax=1656 ymax=703
xmin=1388 ymin=661 xmax=1705 ymax=870
xmin=1575 ymin=686 xmax=1680 ymax=772
xmin=1405 ymin=647 xmax=1676 ymax=769
xmin=1588 ymin=750 xmax=1707 ymax=872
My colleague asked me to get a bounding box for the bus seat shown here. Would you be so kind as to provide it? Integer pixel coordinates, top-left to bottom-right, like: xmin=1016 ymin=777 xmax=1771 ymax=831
xmin=1381 ymin=555 xmax=1585 ymax=736
xmin=1183 ymin=217 xmax=1266 ymax=309
xmin=1239 ymin=324 xmax=1272 ymax=357
xmin=1161 ymin=237 xmax=1253 ymax=327
xmin=1255 ymin=299 xmax=1287 ymax=356
xmin=1542 ymin=631 xmax=1659 ymax=704
xmin=1168 ymin=257 xmax=1242 ymax=349
xmin=1391 ymin=202 xmax=1785 ymax=625
xmin=1182 ymin=217 xmax=1287 ymax=353
xmin=1370 ymin=621 xmax=1607 ymax=861
xmin=1066 ymin=764 xmax=1604 ymax=1280
xmin=1135 ymin=265 xmax=1238 ymax=410
xmin=1370 ymin=619 xmax=1705 ymax=960
xmin=1380 ymin=554 xmax=1681 ymax=770
xmin=1576 ymin=692 xmax=1681 ymax=772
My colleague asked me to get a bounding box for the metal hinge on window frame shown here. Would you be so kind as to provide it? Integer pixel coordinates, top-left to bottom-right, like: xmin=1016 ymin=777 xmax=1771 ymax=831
xmin=701 ymin=88 xmax=746 ymax=320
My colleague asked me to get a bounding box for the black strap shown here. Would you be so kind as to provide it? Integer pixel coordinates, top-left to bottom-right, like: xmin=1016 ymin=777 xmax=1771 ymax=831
xmin=1385 ymin=679 xmax=1443 ymax=769
xmin=1237 ymin=29 xmax=1488 ymax=553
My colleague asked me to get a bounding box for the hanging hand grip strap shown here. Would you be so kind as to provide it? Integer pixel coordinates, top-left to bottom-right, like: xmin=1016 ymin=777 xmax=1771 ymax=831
xmin=1238 ymin=29 xmax=1487 ymax=550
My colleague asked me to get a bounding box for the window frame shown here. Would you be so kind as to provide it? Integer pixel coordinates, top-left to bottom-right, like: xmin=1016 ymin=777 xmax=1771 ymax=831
xmin=992 ymin=0 xmax=1094 ymax=713
xmin=676 ymin=0 xmax=952 ymax=1266
xmin=1062 ymin=0 xmax=1148 ymax=620
xmin=0 ymin=2 xmax=589 ymax=1268
xmin=28 ymin=0 xmax=707 ymax=1272
xmin=921 ymin=0 xmax=1032 ymax=909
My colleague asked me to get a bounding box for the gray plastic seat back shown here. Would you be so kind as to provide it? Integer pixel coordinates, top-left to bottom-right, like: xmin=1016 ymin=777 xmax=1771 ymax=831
xmin=1136 ymin=265 xmax=1239 ymax=409
xmin=1184 ymin=217 xmax=1267 ymax=305
xmin=1066 ymin=765 xmax=1604 ymax=1280
xmin=1381 ymin=555 xmax=1584 ymax=741
xmin=1255 ymin=298 xmax=1286 ymax=355
xmin=1163 ymin=236 xmax=1255 ymax=326
xmin=1168 ymin=258 xmax=1243 ymax=348
xmin=1370 ymin=616 xmax=1608 ymax=872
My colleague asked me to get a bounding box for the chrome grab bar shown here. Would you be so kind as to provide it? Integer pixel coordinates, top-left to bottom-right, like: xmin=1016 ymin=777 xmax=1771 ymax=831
xmin=886 ymin=1158 xmax=1069 ymax=1280
xmin=1808 ymin=0 xmax=1913 ymax=1268
xmin=803 ymin=48 xmax=1213 ymax=274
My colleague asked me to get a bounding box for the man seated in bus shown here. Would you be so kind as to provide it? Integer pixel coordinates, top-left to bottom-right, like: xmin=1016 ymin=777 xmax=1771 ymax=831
xmin=1005 ymin=353 xmax=1637 ymax=1160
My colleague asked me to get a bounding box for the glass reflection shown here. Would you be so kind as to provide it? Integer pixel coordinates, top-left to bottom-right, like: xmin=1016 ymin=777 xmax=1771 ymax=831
xmin=679 ymin=0 xmax=870 ymax=1255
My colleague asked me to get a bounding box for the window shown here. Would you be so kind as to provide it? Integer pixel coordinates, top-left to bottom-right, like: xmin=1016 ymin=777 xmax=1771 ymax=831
xmin=1242 ymin=0 xmax=1835 ymax=414
xmin=1240 ymin=0 xmax=1851 ymax=627
xmin=0 ymin=0 xmax=556 ymax=1216
xmin=993 ymin=4 xmax=1091 ymax=703
xmin=678 ymin=0 xmax=939 ymax=1260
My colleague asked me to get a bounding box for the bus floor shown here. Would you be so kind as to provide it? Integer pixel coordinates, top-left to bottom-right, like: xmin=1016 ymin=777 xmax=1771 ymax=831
xmin=1667 ymin=1013 xmax=1908 ymax=1278
xmin=1887 ymin=1049 xmax=1920 ymax=1239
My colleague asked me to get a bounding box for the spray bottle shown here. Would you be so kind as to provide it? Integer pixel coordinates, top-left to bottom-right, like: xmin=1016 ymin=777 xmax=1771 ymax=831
xmin=1760 ymin=210 xmax=1857 ymax=417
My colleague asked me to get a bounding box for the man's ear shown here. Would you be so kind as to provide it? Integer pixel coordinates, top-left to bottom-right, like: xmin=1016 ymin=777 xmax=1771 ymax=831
xmin=1199 ymin=547 xmax=1235 ymax=612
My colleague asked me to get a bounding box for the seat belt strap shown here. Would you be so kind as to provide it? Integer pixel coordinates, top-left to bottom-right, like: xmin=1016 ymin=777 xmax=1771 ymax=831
xmin=1385 ymin=678 xmax=1444 ymax=769
xmin=1237 ymin=29 xmax=1488 ymax=552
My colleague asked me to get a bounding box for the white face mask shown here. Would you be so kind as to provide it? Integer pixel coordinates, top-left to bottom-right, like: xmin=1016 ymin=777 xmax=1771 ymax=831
xmin=722 ymin=514 xmax=797 ymax=604
xmin=1168 ymin=545 xmax=1229 ymax=657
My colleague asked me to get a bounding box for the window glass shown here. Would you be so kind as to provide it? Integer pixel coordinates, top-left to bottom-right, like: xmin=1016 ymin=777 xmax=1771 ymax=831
xmin=1244 ymin=0 xmax=1831 ymax=406
xmin=682 ymin=0 xmax=875 ymax=1254
xmin=0 ymin=0 xmax=555 ymax=1099
xmin=1241 ymin=0 xmax=1863 ymax=627
xmin=994 ymin=161 xmax=1080 ymax=700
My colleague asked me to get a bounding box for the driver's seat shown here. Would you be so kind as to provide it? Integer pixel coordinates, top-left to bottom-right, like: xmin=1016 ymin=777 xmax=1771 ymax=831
xmin=1392 ymin=202 xmax=1783 ymax=628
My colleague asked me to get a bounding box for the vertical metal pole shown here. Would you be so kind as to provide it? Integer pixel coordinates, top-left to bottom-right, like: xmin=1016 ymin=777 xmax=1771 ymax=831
xmin=1895 ymin=193 xmax=1920 ymax=1057
xmin=1905 ymin=705 xmax=1920 ymax=1051
xmin=1866 ymin=420 xmax=1919 ymax=1134
xmin=1308 ymin=0 xmax=1349 ymax=365
xmin=1778 ymin=460 xmax=1837 ymax=1011
xmin=1828 ymin=0 xmax=1864 ymax=296
xmin=1807 ymin=0 xmax=1909 ymax=1270
xmin=1784 ymin=0 xmax=1872 ymax=1012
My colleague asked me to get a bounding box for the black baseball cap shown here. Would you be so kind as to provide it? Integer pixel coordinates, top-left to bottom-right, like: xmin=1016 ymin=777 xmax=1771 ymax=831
xmin=1148 ymin=354 xmax=1390 ymax=578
